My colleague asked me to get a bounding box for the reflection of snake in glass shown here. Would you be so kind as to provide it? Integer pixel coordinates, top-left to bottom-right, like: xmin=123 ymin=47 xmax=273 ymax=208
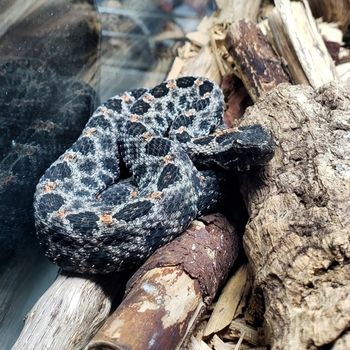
xmin=34 ymin=77 xmax=275 ymax=274
xmin=0 ymin=58 xmax=98 ymax=262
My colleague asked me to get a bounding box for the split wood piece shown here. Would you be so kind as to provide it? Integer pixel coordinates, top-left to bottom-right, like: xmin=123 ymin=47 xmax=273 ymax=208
xmin=225 ymin=19 xmax=290 ymax=102
xmin=238 ymin=83 xmax=350 ymax=349
xmin=270 ymin=0 xmax=337 ymax=88
xmin=87 ymin=214 xmax=241 ymax=350
xmin=308 ymin=0 xmax=350 ymax=31
xmin=11 ymin=273 xmax=125 ymax=350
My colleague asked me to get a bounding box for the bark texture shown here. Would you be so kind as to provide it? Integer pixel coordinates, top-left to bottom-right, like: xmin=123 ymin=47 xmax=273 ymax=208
xmin=225 ymin=20 xmax=290 ymax=102
xmin=239 ymin=83 xmax=350 ymax=349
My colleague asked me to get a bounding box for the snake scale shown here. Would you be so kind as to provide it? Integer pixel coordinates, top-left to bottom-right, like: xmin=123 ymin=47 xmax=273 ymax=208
xmin=34 ymin=77 xmax=275 ymax=274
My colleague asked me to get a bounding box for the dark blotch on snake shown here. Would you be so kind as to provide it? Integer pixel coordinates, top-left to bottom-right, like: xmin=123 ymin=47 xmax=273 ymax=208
xmin=130 ymin=100 xmax=150 ymax=115
xmin=127 ymin=122 xmax=147 ymax=136
xmin=66 ymin=212 xmax=99 ymax=232
xmin=157 ymin=163 xmax=181 ymax=191
xmin=104 ymin=98 xmax=122 ymax=113
xmin=87 ymin=115 xmax=111 ymax=129
xmin=130 ymin=88 xmax=147 ymax=99
xmin=176 ymin=77 xmax=196 ymax=88
xmin=37 ymin=194 xmax=64 ymax=216
xmin=145 ymin=138 xmax=171 ymax=157
xmin=149 ymin=83 xmax=169 ymax=98
xmin=199 ymin=81 xmax=214 ymax=96
xmin=113 ymin=201 xmax=153 ymax=222
xmin=45 ymin=162 xmax=72 ymax=180
xmin=72 ymin=137 xmax=95 ymax=155
xmin=78 ymin=160 xmax=97 ymax=175
xmin=193 ymin=98 xmax=210 ymax=111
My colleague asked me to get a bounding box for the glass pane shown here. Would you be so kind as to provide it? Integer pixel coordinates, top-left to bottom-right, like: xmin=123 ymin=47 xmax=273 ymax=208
xmin=0 ymin=1 xmax=215 ymax=348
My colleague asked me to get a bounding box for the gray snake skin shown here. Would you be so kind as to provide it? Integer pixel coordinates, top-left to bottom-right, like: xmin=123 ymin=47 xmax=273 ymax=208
xmin=34 ymin=77 xmax=274 ymax=274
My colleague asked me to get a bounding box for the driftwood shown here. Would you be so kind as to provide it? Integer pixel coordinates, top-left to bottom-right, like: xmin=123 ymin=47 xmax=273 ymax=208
xmin=11 ymin=274 xmax=124 ymax=350
xmin=225 ymin=14 xmax=350 ymax=350
xmin=87 ymin=215 xmax=240 ymax=350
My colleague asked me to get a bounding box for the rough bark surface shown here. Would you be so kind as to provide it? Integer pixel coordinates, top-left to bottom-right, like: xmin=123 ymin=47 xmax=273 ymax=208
xmin=239 ymin=83 xmax=350 ymax=349
xmin=225 ymin=20 xmax=290 ymax=102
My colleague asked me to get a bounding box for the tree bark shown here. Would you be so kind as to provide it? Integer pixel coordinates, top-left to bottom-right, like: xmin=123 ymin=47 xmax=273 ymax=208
xmin=239 ymin=84 xmax=350 ymax=349
xmin=225 ymin=19 xmax=290 ymax=101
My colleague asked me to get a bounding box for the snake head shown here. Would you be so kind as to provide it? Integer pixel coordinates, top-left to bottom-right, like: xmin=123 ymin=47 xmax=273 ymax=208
xmin=215 ymin=124 xmax=276 ymax=171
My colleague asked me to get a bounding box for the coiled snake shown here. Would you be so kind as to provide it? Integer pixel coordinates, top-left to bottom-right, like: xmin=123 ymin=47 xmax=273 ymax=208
xmin=34 ymin=77 xmax=274 ymax=274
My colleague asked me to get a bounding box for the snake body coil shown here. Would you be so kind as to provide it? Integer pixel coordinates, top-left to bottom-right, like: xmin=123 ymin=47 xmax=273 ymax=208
xmin=34 ymin=77 xmax=274 ymax=274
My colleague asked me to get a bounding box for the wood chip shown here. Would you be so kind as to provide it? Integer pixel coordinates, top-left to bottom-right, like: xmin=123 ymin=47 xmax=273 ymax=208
xmin=226 ymin=319 xmax=259 ymax=346
xmin=204 ymin=265 xmax=248 ymax=337
xmin=188 ymin=336 xmax=213 ymax=350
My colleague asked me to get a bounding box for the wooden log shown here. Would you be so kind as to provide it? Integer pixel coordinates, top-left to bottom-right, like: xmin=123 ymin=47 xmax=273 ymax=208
xmin=225 ymin=8 xmax=350 ymax=349
xmin=87 ymin=215 xmax=241 ymax=350
xmin=240 ymin=83 xmax=350 ymax=350
xmin=225 ymin=19 xmax=289 ymax=102
xmin=11 ymin=273 xmax=128 ymax=350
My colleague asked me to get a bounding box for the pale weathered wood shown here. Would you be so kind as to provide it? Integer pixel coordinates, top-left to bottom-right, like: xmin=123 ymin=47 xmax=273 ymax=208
xmin=215 ymin=0 xmax=262 ymax=23
xmin=272 ymin=0 xmax=337 ymax=88
xmin=12 ymin=274 xmax=117 ymax=350
xmin=267 ymin=9 xmax=309 ymax=85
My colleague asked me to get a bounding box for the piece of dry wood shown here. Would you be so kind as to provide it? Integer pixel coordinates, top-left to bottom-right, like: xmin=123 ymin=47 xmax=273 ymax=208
xmin=225 ymin=19 xmax=289 ymax=102
xmin=215 ymin=0 xmax=262 ymax=23
xmin=308 ymin=0 xmax=350 ymax=31
xmin=267 ymin=9 xmax=309 ymax=85
xmin=337 ymin=62 xmax=350 ymax=87
xmin=204 ymin=265 xmax=248 ymax=337
xmin=271 ymin=0 xmax=337 ymax=88
xmin=12 ymin=273 xmax=123 ymax=350
xmin=240 ymin=83 xmax=350 ymax=349
xmin=87 ymin=215 xmax=241 ymax=350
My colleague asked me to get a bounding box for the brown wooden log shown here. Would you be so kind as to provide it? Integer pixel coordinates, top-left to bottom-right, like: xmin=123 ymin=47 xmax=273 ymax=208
xmin=226 ymin=9 xmax=350 ymax=350
xmin=225 ymin=19 xmax=290 ymax=102
xmin=87 ymin=214 xmax=241 ymax=350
